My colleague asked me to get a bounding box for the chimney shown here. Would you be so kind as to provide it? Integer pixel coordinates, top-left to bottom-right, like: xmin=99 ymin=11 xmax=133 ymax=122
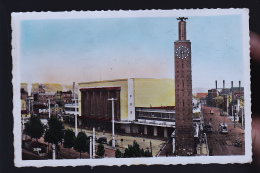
xmin=215 ymin=80 xmax=217 ymax=89
xmin=239 ymin=81 xmax=241 ymax=91
xmin=223 ymin=80 xmax=225 ymax=89
xmin=231 ymin=81 xmax=233 ymax=91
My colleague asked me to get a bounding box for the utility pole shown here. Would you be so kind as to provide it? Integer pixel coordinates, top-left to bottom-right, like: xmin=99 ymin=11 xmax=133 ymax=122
xmin=52 ymin=143 xmax=55 ymax=160
xmin=90 ymin=137 xmax=93 ymax=159
xmin=72 ymin=99 xmax=78 ymax=136
xmin=226 ymin=95 xmax=229 ymax=116
xmin=48 ymin=99 xmax=50 ymax=119
xmin=32 ymin=100 xmax=34 ymax=116
xmin=29 ymin=99 xmax=31 ymax=116
xmin=73 ymin=82 xmax=78 ymax=136
xmin=93 ymin=127 xmax=95 ymax=158
xmin=22 ymin=117 xmax=25 ymax=140
xmin=108 ymin=98 xmax=117 ymax=147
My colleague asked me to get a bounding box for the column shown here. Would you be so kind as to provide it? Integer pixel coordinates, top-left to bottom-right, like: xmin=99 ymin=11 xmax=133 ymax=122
xmin=116 ymin=90 xmax=120 ymax=120
xmin=164 ymin=127 xmax=168 ymax=138
xmin=100 ymin=91 xmax=104 ymax=117
xmin=107 ymin=91 xmax=111 ymax=118
xmin=154 ymin=126 xmax=157 ymax=136
xmin=144 ymin=125 xmax=147 ymax=135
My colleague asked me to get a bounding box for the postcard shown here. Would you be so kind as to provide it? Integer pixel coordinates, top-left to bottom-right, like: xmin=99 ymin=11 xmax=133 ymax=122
xmin=12 ymin=9 xmax=251 ymax=167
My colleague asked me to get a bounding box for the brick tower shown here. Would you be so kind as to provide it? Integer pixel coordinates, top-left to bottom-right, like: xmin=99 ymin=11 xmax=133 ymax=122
xmin=174 ymin=17 xmax=194 ymax=156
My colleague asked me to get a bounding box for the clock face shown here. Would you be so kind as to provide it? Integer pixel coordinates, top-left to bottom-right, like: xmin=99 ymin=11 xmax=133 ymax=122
xmin=176 ymin=45 xmax=190 ymax=59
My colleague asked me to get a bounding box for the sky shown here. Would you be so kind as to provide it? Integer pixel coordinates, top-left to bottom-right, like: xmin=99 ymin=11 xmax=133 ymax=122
xmin=20 ymin=14 xmax=245 ymax=93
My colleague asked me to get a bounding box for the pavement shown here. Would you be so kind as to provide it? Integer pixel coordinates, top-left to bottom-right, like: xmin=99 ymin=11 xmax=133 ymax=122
xmin=63 ymin=123 xmax=166 ymax=157
xmin=203 ymin=105 xmax=245 ymax=156
xmin=22 ymin=122 xmax=167 ymax=159
xmin=23 ymin=135 xmax=115 ymax=159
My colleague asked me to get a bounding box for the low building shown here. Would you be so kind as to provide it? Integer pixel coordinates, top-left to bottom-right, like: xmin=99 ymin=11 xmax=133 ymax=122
xmin=38 ymin=92 xmax=55 ymax=105
xmin=63 ymin=90 xmax=73 ymax=104
xmin=55 ymin=91 xmax=64 ymax=105
xmin=206 ymin=89 xmax=218 ymax=106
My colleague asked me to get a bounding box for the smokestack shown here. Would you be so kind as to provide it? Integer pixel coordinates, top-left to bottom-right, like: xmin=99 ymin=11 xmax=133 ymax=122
xmin=215 ymin=80 xmax=217 ymax=89
xmin=239 ymin=81 xmax=241 ymax=91
xmin=231 ymin=81 xmax=233 ymax=91
xmin=223 ymin=80 xmax=225 ymax=89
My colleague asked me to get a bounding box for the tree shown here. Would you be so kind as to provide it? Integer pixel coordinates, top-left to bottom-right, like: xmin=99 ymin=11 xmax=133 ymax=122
xmin=24 ymin=115 xmax=44 ymax=143
xmin=115 ymin=149 xmax=122 ymax=158
xmin=96 ymin=143 xmax=105 ymax=158
xmin=123 ymin=140 xmax=152 ymax=158
xmin=44 ymin=116 xmax=64 ymax=159
xmin=74 ymin=131 xmax=89 ymax=159
xmin=63 ymin=129 xmax=75 ymax=157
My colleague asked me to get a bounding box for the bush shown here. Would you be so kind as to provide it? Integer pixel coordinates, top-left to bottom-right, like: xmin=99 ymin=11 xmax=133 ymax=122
xmin=123 ymin=140 xmax=152 ymax=158
xmin=74 ymin=131 xmax=89 ymax=159
xmin=115 ymin=149 xmax=122 ymax=158
xmin=96 ymin=143 xmax=105 ymax=158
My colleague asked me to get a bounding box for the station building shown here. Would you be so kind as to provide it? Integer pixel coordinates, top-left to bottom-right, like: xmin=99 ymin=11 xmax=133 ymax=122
xmin=78 ymin=78 xmax=175 ymax=137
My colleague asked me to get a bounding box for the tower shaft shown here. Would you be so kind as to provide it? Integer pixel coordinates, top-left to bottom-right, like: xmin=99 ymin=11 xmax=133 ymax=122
xmin=174 ymin=18 xmax=194 ymax=156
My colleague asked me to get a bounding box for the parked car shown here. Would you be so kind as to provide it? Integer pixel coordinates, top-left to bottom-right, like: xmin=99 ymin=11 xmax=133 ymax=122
xmin=235 ymin=139 xmax=242 ymax=147
xmin=97 ymin=135 xmax=107 ymax=144
xmin=203 ymin=122 xmax=212 ymax=133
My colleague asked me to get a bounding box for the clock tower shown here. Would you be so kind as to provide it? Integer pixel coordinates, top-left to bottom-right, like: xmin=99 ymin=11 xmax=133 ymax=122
xmin=174 ymin=17 xmax=194 ymax=156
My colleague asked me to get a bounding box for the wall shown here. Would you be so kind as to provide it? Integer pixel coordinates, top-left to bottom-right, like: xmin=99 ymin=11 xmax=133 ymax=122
xmin=78 ymin=79 xmax=128 ymax=120
xmin=120 ymin=124 xmax=131 ymax=133
xmin=134 ymin=78 xmax=175 ymax=107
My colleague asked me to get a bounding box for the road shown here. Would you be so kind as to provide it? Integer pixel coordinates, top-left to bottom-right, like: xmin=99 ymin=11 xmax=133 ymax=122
xmin=203 ymin=105 xmax=245 ymax=156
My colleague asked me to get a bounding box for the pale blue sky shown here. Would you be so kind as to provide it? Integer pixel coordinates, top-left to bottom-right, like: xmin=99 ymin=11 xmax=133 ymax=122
xmin=21 ymin=15 xmax=244 ymax=93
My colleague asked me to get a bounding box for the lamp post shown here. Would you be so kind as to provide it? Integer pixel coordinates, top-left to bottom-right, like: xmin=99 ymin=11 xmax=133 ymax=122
xmin=90 ymin=137 xmax=93 ymax=159
xmin=93 ymin=127 xmax=95 ymax=158
xmin=72 ymin=99 xmax=79 ymax=136
xmin=108 ymin=98 xmax=117 ymax=147
xmin=48 ymin=99 xmax=50 ymax=119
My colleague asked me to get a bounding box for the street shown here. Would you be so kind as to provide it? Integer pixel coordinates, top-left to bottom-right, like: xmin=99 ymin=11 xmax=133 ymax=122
xmin=203 ymin=105 xmax=245 ymax=156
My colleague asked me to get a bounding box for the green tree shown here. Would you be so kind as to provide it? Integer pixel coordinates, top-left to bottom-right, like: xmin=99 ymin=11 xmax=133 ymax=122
xmin=115 ymin=149 xmax=122 ymax=158
xmin=123 ymin=140 xmax=152 ymax=158
xmin=44 ymin=116 xmax=64 ymax=159
xmin=97 ymin=143 xmax=105 ymax=158
xmin=24 ymin=115 xmax=44 ymax=143
xmin=74 ymin=131 xmax=89 ymax=159
xmin=63 ymin=129 xmax=75 ymax=157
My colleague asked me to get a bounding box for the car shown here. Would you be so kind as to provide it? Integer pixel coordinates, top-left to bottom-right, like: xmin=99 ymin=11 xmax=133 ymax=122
xmin=219 ymin=123 xmax=228 ymax=134
xmin=203 ymin=122 xmax=212 ymax=133
xmin=235 ymin=139 xmax=242 ymax=147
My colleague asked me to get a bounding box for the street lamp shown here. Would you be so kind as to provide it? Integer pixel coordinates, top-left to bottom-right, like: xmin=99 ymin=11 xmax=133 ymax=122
xmin=72 ymin=98 xmax=79 ymax=136
xmin=48 ymin=99 xmax=51 ymax=119
xmin=108 ymin=98 xmax=117 ymax=147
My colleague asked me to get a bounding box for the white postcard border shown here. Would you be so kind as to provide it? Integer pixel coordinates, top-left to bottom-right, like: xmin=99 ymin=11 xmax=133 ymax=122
xmin=12 ymin=9 xmax=251 ymax=167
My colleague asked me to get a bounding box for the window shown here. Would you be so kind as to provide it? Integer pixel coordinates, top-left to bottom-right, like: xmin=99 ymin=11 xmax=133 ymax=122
xmin=130 ymin=103 xmax=132 ymax=106
xmin=130 ymin=111 xmax=132 ymax=114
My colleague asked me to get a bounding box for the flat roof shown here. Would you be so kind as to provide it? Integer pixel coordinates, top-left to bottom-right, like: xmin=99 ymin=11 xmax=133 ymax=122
xmin=78 ymin=78 xmax=127 ymax=85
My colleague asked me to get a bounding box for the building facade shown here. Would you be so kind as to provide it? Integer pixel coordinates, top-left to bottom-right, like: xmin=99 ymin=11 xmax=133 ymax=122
xmin=78 ymin=78 xmax=175 ymax=136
